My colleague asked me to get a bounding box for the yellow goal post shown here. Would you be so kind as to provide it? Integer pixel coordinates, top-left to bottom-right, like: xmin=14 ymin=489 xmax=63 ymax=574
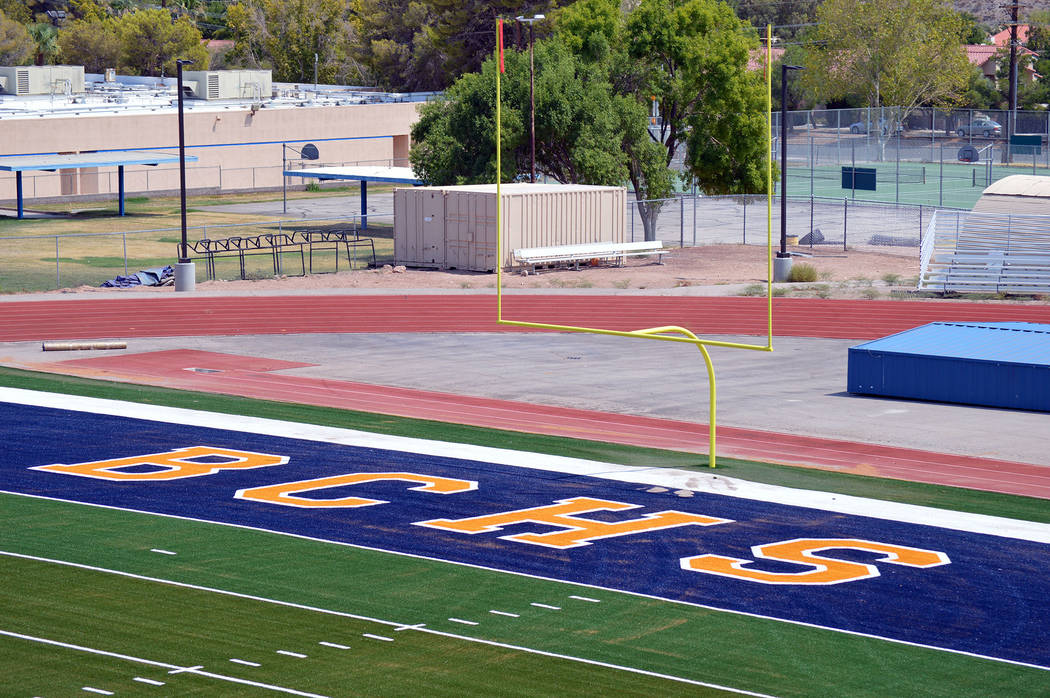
xmin=493 ymin=21 xmax=777 ymax=468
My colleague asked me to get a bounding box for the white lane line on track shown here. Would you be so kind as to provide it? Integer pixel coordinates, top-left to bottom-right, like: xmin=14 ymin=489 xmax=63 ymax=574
xmin=0 ymin=628 xmax=326 ymax=697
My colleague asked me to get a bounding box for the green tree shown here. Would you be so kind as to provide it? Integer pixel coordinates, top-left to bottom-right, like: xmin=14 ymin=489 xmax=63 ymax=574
xmin=225 ymin=0 xmax=360 ymax=84
xmin=956 ymin=66 xmax=1001 ymax=109
xmin=348 ymin=0 xmax=444 ymax=91
xmin=0 ymin=0 xmax=31 ymax=24
xmin=957 ymin=12 xmax=990 ymax=44
xmin=801 ymin=0 xmax=970 ymax=133
xmin=422 ymin=0 xmax=569 ymax=87
xmin=557 ymin=0 xmax=767 ymax=239
xmin=729 ymin=0 xmax=818 ymax=42
xmin=118 ymin=9 xmax=209 ymax=76
xmin=27 ymin=22 xmax=59 ymax=65
xmin=58 ymin=17 xmax=123 ymax=72
xmin=68 ymin=0 xmax=109 ymax=22
xmin=0 ymin=7 xmax=34 ymax=65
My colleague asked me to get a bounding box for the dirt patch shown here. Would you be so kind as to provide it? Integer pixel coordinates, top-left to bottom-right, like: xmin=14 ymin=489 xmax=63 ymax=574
xmin=51 ymin=244 xmax=929 ymax=300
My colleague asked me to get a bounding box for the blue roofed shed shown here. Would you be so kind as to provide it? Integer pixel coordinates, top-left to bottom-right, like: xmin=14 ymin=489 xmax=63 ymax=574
xmin=847 ymin=321 xmax=1050 ymax=411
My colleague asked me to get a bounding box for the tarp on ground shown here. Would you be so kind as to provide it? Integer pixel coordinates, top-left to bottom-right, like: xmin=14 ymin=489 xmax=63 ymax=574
xmin=100 ymin=265 xmax=174 ymax=288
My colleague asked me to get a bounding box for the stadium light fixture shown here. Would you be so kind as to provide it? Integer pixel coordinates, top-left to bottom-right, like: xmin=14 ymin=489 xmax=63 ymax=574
xmin=516 ymin=14 xmax=545 ymax=183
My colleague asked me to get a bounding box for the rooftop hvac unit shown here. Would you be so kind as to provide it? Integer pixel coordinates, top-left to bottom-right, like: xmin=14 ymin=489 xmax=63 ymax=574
xmin=181 ymin=70 xmax=272 ymax=101
xmin=0 ymin=65 xmax=85 ymax=95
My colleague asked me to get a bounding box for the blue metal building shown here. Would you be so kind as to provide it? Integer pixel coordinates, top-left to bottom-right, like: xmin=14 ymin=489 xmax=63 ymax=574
xmin=848 ymin=322 xmax=1050 ymax=411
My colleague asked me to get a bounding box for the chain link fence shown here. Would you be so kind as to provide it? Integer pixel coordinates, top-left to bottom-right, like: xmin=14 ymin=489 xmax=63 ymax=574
xmin=1 ymin=194 xmax=926 ymax=293
xmin=628 ymin=194 xmax=927 ymax=252
xmin=0 ymin=214 xmax=395 ymax=294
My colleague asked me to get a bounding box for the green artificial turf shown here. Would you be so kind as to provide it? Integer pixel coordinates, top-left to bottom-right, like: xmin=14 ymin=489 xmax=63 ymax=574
xmin=3 ymin=494 xmax=1045 ymax=697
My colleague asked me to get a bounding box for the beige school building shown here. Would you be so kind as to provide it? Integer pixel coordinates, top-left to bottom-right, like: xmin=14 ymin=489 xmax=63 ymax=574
xmin=0 ymin=67 xmax=422 ymax=207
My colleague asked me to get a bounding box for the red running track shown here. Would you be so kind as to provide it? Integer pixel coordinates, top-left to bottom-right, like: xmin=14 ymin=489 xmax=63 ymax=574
xmin=4 ymin=295 xmax=1050 ymax=499
xmin=4 ymin=295 xmax=1050 ymax=341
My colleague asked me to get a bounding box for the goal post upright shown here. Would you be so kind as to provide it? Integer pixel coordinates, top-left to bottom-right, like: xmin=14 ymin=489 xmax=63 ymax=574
xmin=494 ymin=21 xmax=777 ymax=468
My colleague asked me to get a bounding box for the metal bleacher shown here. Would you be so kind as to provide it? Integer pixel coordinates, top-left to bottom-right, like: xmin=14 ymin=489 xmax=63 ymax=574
xmin=918 ymin=210 xmax=1050 ymax=294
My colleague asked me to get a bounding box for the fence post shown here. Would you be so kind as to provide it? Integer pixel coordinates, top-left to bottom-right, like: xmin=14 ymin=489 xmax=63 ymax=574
xmin=742 ymin=200 xmax=746 ymax=245
xmin=55 ymin=237 xmax=60 ymax=289
xmin=809 ymin=194 xmax=814 ymax=248
xmin=939 ymin=144 xmax=944 ymax=208
xmin=679 ymin=195 xmax=684 ymax=248
xmin=692 ymin=188 xmax=697 ymax=246
xmin=843 ymin=198 xmax=848 ymax=252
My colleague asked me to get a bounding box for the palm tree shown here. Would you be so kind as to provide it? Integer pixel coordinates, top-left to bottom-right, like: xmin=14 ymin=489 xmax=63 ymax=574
xmin=27 ymin=23 xmax=60 ymax=66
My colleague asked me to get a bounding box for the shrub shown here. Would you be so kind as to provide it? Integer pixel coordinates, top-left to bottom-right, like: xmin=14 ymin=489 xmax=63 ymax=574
xmin=788 ymin=263 xmax=818 ymax=282
xmin=740 ymin=283 xmax=765 ymax=296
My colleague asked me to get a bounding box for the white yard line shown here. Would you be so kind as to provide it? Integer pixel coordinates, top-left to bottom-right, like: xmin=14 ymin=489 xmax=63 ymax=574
xmin=0 ymin=629 xmax=327 ymax=697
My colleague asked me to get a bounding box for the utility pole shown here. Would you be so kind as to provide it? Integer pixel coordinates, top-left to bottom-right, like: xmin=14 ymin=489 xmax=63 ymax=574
xmin=1002 ymin=2 xmax=1024 ymax=163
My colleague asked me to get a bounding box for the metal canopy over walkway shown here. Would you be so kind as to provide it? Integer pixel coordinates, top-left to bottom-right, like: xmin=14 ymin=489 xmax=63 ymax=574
xmin=0 ymin=150 xmax=198 ymax=218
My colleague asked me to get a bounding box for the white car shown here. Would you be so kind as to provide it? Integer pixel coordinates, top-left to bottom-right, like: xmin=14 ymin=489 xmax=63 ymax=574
xmin=848 ymin=118 xmax=902 ymax=135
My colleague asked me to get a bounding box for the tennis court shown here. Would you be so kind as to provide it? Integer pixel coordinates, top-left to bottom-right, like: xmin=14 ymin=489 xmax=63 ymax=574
xmin=784 ymin=160 xmax=1048 ymax=209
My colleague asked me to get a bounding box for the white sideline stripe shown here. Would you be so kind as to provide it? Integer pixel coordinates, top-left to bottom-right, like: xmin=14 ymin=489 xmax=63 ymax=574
xmin=230 ymin=658 xmax=260 ymax=667
xmin=133 ymin=677 xmax=166 ymax=686
xmin=150 ymin=549 xmax=177 ymax=556
xmin=570 ymin=596 xmax=601 ymax=603
xmin=4 ymin=553 xmax=1047 ymax=687
xmin=448 ymin=618 xmax=479 ymax=626
xmin=3 ymin=387 xmax=1048 ymax=544
xmin=318 ymin=642 xmax=349 ymax=650
xmin=277 ymin=650 xmax=307 ymax=658
xmin=82 ymin=688 xmax=113 ymax=695
xmin=531 ymin=603 xmax=561 ymax=610
xmin=489 ymin=610 xmax=519 ymax=618
xmin=362 ymin=634 xmax=393 ymax=642
xmin=0 ymin=628 xmax=327 ymax=697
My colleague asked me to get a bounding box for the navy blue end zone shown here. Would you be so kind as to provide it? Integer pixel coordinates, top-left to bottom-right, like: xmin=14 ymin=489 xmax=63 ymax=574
xmin=2 ymin=401 xmax=1049 ymax=669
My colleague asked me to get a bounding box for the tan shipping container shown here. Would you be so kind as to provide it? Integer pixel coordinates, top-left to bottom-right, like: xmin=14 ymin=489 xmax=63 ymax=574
xmin=394 ymin=183 xmax=626 ymax=272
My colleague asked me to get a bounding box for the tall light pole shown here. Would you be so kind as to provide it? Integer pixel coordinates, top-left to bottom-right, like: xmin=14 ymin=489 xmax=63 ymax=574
xmin=775 ymin=63 xmax=803 ymax=283
xmin=175 ymin=58 xmax=195 ymax=292
xmin=516 ymin=14 xmax=544 ymax=183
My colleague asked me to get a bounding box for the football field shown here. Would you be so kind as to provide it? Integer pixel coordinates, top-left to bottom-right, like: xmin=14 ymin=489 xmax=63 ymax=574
xmin=2 ymin=374 xmax=1049 ymax=697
